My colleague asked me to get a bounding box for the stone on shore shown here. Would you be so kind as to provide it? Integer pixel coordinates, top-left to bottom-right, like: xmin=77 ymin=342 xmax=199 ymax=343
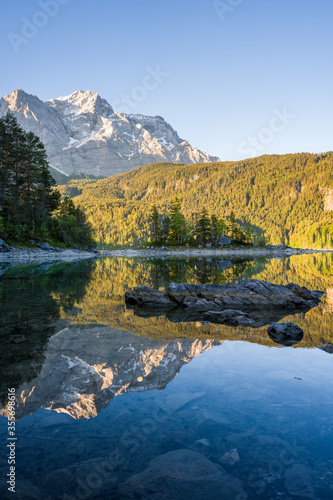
xmin=0 ymin=238 xmax=10 ymax=252
xmin=38 ymin=242 xmax=54 ymax=251
xmin=217 ymin=235 xmax=232 ymax=246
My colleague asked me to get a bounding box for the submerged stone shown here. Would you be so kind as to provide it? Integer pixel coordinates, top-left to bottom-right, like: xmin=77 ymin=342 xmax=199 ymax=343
xmin=120 ymin=449 xmax=246 ymax=500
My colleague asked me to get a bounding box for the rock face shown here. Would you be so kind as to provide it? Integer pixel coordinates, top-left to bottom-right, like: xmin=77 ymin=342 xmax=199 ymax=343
xmin=0 ymin=325 xmax=221 ymax=419
xmin=0 ymin=89 xmax=220 ymax=179
xmin=120 ymin=449 xmax=246 ymax=500
xmin=267 ymin=322 xmax=304 ymax=346
xmin=125 ymin=280 xmax=323 ymax=327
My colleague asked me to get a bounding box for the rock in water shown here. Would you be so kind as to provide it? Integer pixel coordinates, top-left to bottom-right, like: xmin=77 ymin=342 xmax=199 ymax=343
xmin=267 ymin=322 xmax=304 ymax=346
xmin=219 ymin=449 xmax=240 ymax=466
xmin=125 ymin=280 xmax=323 ymax=327
xmin=119 ymin=449 xmax=246 ymax=499
xmin=125 ymin=280 xmax=323 ymax=312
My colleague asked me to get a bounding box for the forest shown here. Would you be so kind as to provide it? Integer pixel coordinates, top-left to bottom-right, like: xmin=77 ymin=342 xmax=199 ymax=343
xmin=0 ymin=112 xmax=95 ymax=248
xmin=58 ymin=152 xmax=333 ymax=249
xmin=146 ymin=197 xmax=252 ymax=247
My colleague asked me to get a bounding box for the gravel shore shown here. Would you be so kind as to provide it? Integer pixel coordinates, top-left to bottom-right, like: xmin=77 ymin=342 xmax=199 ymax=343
xmin=99 ymin=247 xmax=332 ymax=258
xmin=0 ymin=247 xmax=100 ymax=262
xmin=0 ymin=245 xmax=331 ymax=263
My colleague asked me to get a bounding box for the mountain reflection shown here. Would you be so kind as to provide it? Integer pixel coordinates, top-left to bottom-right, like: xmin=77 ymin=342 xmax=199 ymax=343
xmin=1 ymin=324 xmax=220 ymax=419
xmin=0 ymin=260 xmax=96 ymax=403
xmin=0 ymin=253 xmax=332 ymax=419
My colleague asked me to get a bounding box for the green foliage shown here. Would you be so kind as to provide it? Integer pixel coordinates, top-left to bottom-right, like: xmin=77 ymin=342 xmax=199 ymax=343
xmin=169 ymin=196 xmax=187 ymax=245
xmin=148 ymin=204 xmax=160 ymax=241
xmin=0 ymin=112 xmax=95 ymax=247
xmin=197 ymin=208 xmax=211 ymax=244
xmin=57 ymin=153 xmax=333 ymax=249
xmin=144 ymin=198 xmax=250 ymax=247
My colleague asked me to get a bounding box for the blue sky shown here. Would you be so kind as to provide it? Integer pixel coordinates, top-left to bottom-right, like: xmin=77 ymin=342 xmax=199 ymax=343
xmin=0 ymin=0 xmax=332 ymax=161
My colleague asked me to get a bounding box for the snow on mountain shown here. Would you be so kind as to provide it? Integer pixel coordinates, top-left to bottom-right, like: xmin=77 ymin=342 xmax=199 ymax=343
xmin=0 ymin=89 xmax=220 ymax=179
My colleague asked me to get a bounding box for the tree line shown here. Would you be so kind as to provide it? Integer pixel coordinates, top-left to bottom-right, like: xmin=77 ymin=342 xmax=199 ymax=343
xmin=62 ymin=152 xmax=333 ymax=249
xmin=147 ymin=197 xmax=253 ymax=247
xmin=0 ymin=112 xmax=95 ymax=247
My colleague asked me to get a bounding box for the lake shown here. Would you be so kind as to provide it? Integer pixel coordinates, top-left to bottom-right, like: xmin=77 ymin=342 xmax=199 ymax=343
xmin=0 ymin=254 xmax=333 ymax=499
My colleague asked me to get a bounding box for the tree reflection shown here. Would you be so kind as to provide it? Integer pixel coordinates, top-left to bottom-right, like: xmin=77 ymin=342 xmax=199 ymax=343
xmin=0 ymin=260 xmax=96 ymax=403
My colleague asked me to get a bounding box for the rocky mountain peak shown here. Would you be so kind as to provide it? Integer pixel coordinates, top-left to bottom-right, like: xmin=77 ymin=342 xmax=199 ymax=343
xmin=48 ymin=89 xmax=110 ymax=116
xmin=0 ymin=89 xmax=220 ymax=180
xmin=2 ymin=89 xmax=43 ymax=116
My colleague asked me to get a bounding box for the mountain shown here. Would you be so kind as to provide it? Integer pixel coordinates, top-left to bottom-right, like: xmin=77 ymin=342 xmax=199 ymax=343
xmin=0 ymin=325 xmax=221 ymax=419
xmin=58 ymin=153 xmax=333 ymax=248
xmin=0 ymin=89 xmax=219 ymax=180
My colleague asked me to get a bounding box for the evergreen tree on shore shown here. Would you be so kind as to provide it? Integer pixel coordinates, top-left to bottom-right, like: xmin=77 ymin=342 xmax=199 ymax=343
xmin=145 ymin=198 xmax=252 ymax=247
xmin=0 ymin=112 xmax=95 ymax=247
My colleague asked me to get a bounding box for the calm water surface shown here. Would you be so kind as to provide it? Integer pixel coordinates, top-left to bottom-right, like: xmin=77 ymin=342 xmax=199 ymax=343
xmin=0 ymin=254 xmax=332 ymax=499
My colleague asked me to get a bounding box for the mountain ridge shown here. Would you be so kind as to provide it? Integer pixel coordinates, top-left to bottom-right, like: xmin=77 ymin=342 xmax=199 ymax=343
xmin=0 ymin=89 xmax=220 ymax=180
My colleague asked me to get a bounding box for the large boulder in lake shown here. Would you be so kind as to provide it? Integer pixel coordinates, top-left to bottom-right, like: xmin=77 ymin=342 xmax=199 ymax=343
xmin=125 ymin=280 xmax=323 ymax=328
xmin=125 ymin=279 xmax=323 ymax=312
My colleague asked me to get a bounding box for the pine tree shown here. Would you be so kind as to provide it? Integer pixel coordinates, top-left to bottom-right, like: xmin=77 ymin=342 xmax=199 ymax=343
xmin=148 ymin=204 xmax=160 ymax=241
xmin=211 ymin=214 xmax=219 ymax=245
xmin=197 ymin=207 xmax=211 ymax=244
xmin=0 ymin=112 xmax=94 ymax=247
xmin=162 ymin=215 xmax=171 ymax=242
xmin=169 ymin=197 xmax=186 ymax=245
xmin=228 ymin=210 xmax=237 ymax=240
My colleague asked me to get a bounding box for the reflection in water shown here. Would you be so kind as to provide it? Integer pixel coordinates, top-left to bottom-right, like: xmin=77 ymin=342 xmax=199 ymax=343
xmin=0 ymin=261 xmax=96 ymax=403
xmin=0 ymin=254 xmax=333 ymax=499
xmin=1 ymin=325 xmax=220 ymax=420
xmin=0 ymin=342 xmax=332 ymax=499
xmin=58 ymin=254 xmax=333 ymax=347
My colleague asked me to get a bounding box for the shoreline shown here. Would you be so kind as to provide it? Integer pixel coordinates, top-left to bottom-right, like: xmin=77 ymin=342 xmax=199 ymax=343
xmin=0 ymin=245 xmax=332 ymax=263
xmin=98 ymin=247 xmax=333 ymax=258
xmin=0 ymin=247 xmax=100 ymax=262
